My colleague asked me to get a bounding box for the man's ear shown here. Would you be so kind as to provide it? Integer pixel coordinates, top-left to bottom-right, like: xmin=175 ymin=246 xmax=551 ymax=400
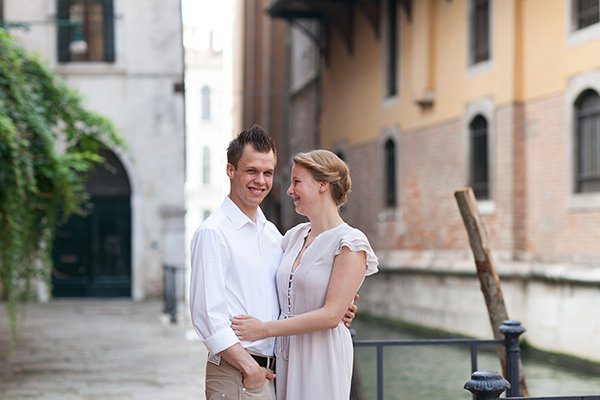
xmin=226 ymin=163 xmax=235 ymax=179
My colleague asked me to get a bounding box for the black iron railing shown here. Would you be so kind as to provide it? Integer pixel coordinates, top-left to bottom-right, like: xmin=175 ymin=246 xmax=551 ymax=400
xmin=352 ymin=320 xmax=525 ymax=400
xmin=464 ymin=370 xmax=600 ymax=400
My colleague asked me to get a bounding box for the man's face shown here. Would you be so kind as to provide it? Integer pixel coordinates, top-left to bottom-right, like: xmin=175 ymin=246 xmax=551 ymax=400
xmin=227 ymin=144 xmax=276 ymax=215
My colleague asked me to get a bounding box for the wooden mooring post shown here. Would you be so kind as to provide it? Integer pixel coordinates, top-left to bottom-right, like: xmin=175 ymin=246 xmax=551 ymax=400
xmin=454 ymin=187 xmax=529 ymax=396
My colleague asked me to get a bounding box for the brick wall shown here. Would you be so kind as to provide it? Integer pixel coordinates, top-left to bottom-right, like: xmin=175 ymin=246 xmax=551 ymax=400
xmin=341 ymin=97 xmax=600 ymax=263
xmin=342 ymin=104 xmax=528 ymax=258
xmin=345 ymin=139 xmax=383 ymax=244
xmin=525 ymin=94 xmax=600 ymax=262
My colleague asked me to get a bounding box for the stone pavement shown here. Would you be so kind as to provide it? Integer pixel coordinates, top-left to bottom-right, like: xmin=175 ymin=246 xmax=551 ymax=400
xmin=0 ymin=300 xmax=207 ymax=400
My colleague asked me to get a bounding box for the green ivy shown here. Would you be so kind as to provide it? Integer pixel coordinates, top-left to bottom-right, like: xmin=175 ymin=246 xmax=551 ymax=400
xmin=0 ymin=29 xmax=123 ymax=339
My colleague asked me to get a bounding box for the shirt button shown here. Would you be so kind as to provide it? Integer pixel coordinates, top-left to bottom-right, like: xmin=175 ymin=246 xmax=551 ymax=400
xmin=242 ymin=388 xmax=246 ymax=392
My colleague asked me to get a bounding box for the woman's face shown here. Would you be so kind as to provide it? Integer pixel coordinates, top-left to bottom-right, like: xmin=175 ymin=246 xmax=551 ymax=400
xmin=287 ymin=163 xmax=322 ymax=216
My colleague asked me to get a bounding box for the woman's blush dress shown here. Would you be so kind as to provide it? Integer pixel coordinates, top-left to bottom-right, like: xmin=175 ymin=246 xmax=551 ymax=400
xmin=274 ymin=222 xmax=378 ymax=400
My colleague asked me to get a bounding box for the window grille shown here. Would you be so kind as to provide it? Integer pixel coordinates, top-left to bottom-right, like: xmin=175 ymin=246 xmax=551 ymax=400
xmin=470 ymin=115 xmax=489 ymax=199
xmin=385 ymin=0 xmax=398 ymax=97
xmin=575 ymin=90 xmax=600 ymax=193
xmin=574 ymin=0 xmax=600 ymax=30
xmin=469 ymin=0 xmax=490 ymax=64
xmin=384 ymin=139 xmax=397 ymax=208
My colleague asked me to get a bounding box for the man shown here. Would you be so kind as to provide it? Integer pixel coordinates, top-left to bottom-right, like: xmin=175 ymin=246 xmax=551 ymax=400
xmin=190 ymin=125 xmax=356 ymax=399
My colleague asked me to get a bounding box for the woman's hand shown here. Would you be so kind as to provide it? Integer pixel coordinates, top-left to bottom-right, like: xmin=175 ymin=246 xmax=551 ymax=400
xmin=231 ymin=315 xmax=269 ymax=341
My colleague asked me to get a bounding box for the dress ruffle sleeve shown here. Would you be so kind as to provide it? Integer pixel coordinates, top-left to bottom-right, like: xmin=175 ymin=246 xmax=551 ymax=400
xmin=334 ymin=229 xmax=379 ymax=276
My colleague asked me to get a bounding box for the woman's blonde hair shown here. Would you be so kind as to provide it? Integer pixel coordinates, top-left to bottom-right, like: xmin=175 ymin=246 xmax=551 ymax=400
xmin=293 ymin=149 xmax=351 ymax=207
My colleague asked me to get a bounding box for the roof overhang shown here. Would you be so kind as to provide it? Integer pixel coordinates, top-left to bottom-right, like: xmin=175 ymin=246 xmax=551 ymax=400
xmin=266 ymin=0 xmax=411 ymax=64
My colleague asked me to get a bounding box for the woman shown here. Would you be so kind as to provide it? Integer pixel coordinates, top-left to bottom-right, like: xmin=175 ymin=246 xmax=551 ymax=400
xmin=231 ymin=149 xmax=378 ymax=400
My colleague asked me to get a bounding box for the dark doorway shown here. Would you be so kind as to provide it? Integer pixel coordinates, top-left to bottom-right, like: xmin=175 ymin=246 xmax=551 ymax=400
xmin=52 ymin=147 xmax=132 ymax=297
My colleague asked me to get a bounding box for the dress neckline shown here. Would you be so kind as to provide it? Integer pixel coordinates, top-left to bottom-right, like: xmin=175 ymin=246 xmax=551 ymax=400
xmin=290 ymin=222 xmax=346 ymax=274
xmin=302 ymin=221 xmax=346 ymax=239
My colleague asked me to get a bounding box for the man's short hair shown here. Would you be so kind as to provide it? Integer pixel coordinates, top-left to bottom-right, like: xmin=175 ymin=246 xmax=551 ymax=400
xmin=227 ymin=124 xmax=277 ymax=167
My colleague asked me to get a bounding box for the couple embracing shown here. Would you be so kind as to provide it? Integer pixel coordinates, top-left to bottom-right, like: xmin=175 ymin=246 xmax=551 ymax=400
xmin=190 ymin=125 xmax=378 ymax=400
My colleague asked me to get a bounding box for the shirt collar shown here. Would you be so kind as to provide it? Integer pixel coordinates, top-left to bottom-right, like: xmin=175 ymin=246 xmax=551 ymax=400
xmin=222 ymin=196 xmax=267 ymax=230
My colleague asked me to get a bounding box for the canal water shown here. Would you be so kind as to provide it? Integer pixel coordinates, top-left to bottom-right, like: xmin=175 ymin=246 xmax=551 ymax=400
xmin=351 ymin=317 xmax=600 ymax=400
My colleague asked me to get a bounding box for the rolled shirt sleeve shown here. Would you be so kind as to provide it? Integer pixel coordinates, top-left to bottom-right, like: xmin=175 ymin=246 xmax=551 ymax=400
xmin=189 ymin=228 xmax=239 ymax=354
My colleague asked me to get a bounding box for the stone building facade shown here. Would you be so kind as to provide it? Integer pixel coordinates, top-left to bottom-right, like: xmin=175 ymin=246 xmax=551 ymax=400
xmin=2 ymin=0 xmax=185 ymax=300
xmin=262 ymin=0 xmax=600 ymax=362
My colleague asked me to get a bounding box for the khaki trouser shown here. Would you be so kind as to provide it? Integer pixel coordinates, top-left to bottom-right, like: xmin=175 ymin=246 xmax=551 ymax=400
xmin=205 ymin=358 xmax=276 ymax=400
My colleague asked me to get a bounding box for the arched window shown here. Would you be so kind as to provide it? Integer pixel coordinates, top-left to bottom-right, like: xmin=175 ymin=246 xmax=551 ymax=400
xmin=384 ymin=138 xmax=397 ymax=207
xmin=575 ymin=89 xmax=600 ymax=193
xmin=201 ymin=86 xmax=211 ymax=121
xmin=470 ymin=115 xmax=489 ymax=199
xmin=202 ymin=146 xmax=211 ymax=185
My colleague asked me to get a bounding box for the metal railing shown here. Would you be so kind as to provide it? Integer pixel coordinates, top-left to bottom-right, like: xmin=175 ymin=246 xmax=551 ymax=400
xmin=162 ymin=264 xmax=185 ymax=324
xmin=352 ymin=320 xmax=526 ymax=400
xmin=464 ymin=370 xmax=600 ymax=400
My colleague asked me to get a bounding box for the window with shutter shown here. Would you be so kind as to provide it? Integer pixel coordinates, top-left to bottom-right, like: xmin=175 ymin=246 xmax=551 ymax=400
xmin=57 ymin=0 xmax=115 ymax=63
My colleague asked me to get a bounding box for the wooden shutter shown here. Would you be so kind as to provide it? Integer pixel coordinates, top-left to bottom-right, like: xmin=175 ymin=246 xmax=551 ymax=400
xmin=57 ymin=0 xmax=71 ymax=62
xmin=102 ymin=0 xmax=115 ymax=62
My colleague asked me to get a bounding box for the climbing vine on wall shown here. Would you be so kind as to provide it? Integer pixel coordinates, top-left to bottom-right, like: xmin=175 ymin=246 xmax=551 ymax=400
xmin=0 ymin=29 xmax=122 ymax=338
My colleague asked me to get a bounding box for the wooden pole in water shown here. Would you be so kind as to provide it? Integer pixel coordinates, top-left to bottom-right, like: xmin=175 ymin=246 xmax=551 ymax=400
xmin=454 ymin=187 xmax=529 ymax=396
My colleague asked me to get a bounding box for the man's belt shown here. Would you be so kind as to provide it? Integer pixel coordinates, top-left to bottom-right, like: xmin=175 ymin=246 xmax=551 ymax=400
xmin=251 ymin=354 xmax=276 ymax=370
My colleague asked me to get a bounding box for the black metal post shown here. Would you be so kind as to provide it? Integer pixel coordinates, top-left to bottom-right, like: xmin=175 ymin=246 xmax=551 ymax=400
xmin=349 ymin=328 xmax=365 ymax=400
xmin=470 ymin=343 xmax=478 ymax=372
xmin=162 ymin=265 xmax=169 ymax=314
xmin=163 ymin=265 xmax=179 ymax=324
xmin=376 ymin=344 xmax=384 ymax=400
xmin=464 ymin=370 xmax=511 ymax=400
xmin=500 ymin=320 xmax=526 ymax=397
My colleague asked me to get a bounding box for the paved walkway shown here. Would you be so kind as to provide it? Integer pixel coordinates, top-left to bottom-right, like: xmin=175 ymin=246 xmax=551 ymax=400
xmin=0 ymin=300 xmax=207 ymax=399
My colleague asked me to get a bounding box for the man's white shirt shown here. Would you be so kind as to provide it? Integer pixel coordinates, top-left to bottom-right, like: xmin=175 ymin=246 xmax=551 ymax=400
xmin=190 ymin=196 xmax=283 ymax=356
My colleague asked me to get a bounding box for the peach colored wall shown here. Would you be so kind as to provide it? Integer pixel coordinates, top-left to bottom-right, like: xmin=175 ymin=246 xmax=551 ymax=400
xmin=522 ymin=0 xmax=600 ymax=99
xmin=321 ymin=0 xmax=519 ymax=148
xmin=322 ymin=0 xmax=600 ymax=149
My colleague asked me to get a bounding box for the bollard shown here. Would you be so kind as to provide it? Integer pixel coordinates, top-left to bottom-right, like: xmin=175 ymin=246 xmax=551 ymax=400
xmin=163 ymin=265 xmax=182 ymax=324
xmin=464 ymin=371 xmax=511 ymax=400
xmin=500 ymin=320 xmax=526 ymax=397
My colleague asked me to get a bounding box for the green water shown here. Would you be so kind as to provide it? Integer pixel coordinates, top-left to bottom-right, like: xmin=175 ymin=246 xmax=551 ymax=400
xmin=351 ymin=318 xmax=600 ymax=400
